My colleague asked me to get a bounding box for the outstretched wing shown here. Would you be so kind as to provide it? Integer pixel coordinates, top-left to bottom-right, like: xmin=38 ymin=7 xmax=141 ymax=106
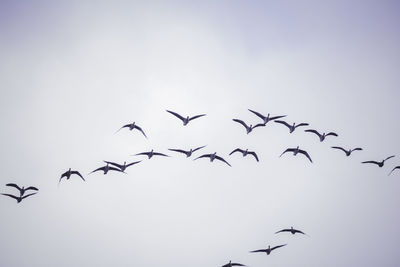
xmin=351 ymin=148 xmax=363 ymax=152
xmin=248 ymin=109 xmax=266 ymax=120
xmin=275 ymin=229 xmax=291 ymax=234
xmin=109 ymin=167 xmax=125 ymax=173
xmin=249 ymin=249 xmax=267 ymax=253
xmin=271 ymin=244 xmax=287 ymax=251
xmin=384 ymin=155 xmax=395 ymax=162
xmin=299 ymin=149 xmax=313 ymax=163
xmin=279 ymin=148 xmax=295 ymax=157
xmin=194 ymin=154 xmax=212 ymax=160
xmin=361 ymin=161 xmax=380 ymax=165
xmin=274 ymin=120 xmax=291 ymax=129
xmin=166 ymin=110 xmax=185 ymax=121
xmin=229 ymin=148 xmax=244 ymax=155
xmin=388 ymin=166 xmax=400 ymax=176
xmin=21 ymin=192 xmax=37 ymax=200
xmin=134 ymin=125 xmax=147 ymax=138
xmin=231 ymin=264 xmax=246 ymax=267
xmin=215 ymin=155 xmax=231 ymax=167
xmin=104 ymin=161 xmax=123 ymax=169
xmin=269 ymin=115 xmax=286 ymax=121
xmin=6 ymin=183 xmax=21 ymax=191
xmin=295 ymin=123 xmax=309 ymax=128
xmin=189 ymin=114 xmax=206 ymax=121
xmin=2 ymin=193 xmax=20 ymax=201
xmin=248 ymin=151 xmax=259 ymax=162
xmin=233 ymin=119 xmax=249 ymax=129
xmin=90 ymin=166 xmax=106 ymax=174
xmin=168 ymin=148 xmax=188 ymax=155
xmin=126 ymin=161 xmax=142 ymax=168
xmin=71 ymin=171 xmax=85 ymax=181
xmin=294 ymin=229 xmax=306 ymax=235
xmin=326 ymin=132 xmax=338 ymax=137
xmin=331 ymin=146 xmax=347 ymax=154
xmin=153 ymin=152 xmax=169 ymax=157
xmin=115 ymin=124 xmax=131 ymax=133
xmin=192 ymin=145 xmax=206 ymax=153
xmin=305 ymin=129 xmax=321 ymax=138
xmin=25 ymin=186 xmax=39 ymax=191
xmin=252 ymin=123 xmax=265 ymax=129
xmin=135 ymin=152 xmax=151 ymax=157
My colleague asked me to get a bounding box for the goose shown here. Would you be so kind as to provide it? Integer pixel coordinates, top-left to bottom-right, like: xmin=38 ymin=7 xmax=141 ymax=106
xmin=250 ymin=244 xmax=287 ymax=255
xmin=5 ymin=183 xmax=38 ymax=197
xmin=168 ymin=145 xmax=206 ymax=157
xmin=275 ymin=226 xmax=306 ymax=235
xmin=90 ymin=163 xmax=125 ymax=175
xmin=331 ymin=146 xmax=363 ymax=157
xmin=116 ymin=122 xmax=147 ymax=138
xmin=222 ymin=260 xmax=246 ymax=267
xmin=194 ymin=152 xmax=231 ymax=167
xmin=166 ymin=110 xmax=206 ymax=126
xmin=274 ymin=120 xmax=309 ymax=133
xmin=388 ymin=166 xmax=400 ymax=176
xmin=59 ymin=169 xmax=85 ymax=183
xmin=248 ymin=109 xmax=286 ymax=125
xmin=305 ymin=129 xmax=338 ymax=142
xmin=133 ymin=149 xmax=169 ymax=159
xmin=103 ymin=160 xmax=141 ymax=172
xmin=2 ymin=192 xmax=37 ymax=203
xmin=362 ymin=155 xmax=395 ymax=167
xmin=280 ymin=146 xmax=312 ymax=163
xmin=232 ymin=119 xmax=264 ymax=134
xmin=229 ymin=148 xmax=259 ymax=162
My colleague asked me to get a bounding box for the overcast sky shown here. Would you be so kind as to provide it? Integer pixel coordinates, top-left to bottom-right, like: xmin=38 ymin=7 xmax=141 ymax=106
xmin=1 ymin=1 xmax=400 ymax=266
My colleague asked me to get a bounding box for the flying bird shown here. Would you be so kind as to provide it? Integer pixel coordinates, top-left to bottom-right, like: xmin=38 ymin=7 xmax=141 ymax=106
xmin=248 ymin=109 xmax=286 ymax=125
xmin=331 ymin=146 xmax=363 ymax=157
xmin=388 ymin=166 xmax=400 ymax=176
xmin=5 ymin=183 xmax=38 ymax=197
xmin=229 ymin=148 xmax=259 ymax=162
xmin=168 ymin=146 xmax=206 ymax=157
xmin=222 ymin=260 xmax=246 ymax=267
xmin=305 ymin=129 xmax=338 ymax=142
xmin=280 ymin=146 xmax=312 ymax=163
xmin=250 ymin=244 xmax=287 ymax=255
xmin=103 ymin=160 xmax=141 ymax=172
xmin=275 ymin=226 xmax=306 ymax=235
xmin=275 ymin=120 xmax=309 ymax=133
xmin=133 ymin=149 xmax=169 ymax=159
xmin=232 ymin=119 xmax=264 ymax=134
xmin=2 ymin=192 xmax=37 ymax=203
xmin=166 ymin=110 xmax=206 ymax=126
xmin=59 ymin=168 xmax=85 ymax=184
xmin=90 ymin=163 xmax=125 ymax=175
xmin=115 ymin=122 xmax=147 ymax=138
xmin=362 ymin=155 xmax=395 ymax=167
xmin=194 ymin=152 xmax=231 ymax=167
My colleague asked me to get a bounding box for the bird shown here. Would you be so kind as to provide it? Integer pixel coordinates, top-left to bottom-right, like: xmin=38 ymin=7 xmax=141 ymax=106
xmin=232 ymin=119 xmax=264 ymax=134
xmin=331 ymin=146 xmax=363 ymax=157
xmin=2 ymin=192 xmax=37 ymax=203
xmin=274 ymin=120 xmax=309 ymax=133
xmin=59 ymin=168 xmax=85 ymax=184
xmin=133 ymin=149 xmax=169 ymax=159
xmin=5 ymin=183 xmax=38 ymax=197
xmin=90 ymin=163 xmax=125 ymax=175
xmin=103 ymin=160 xmax=141 ymax=172
xmin=229 ymin=148 xmax=259 ymax=162
xmin=249 ymin=244 xmax=287 ymax=255
xmin=248 ymin=109 xmax=286 ymax=125
xmin=362 ymin=155 xmax=395 ymax=167
xmin=166 ymin=110 xmax=206 ymax=126
xmin=388 ymin=166 xmax=400 ymax=176
xmin=194 ymin=152 xmax=231 ymax=167
xmin=168 ymin=146 xmax=206 ymax=157
xmin=222 ymin=260 xmax=246 ymax=267
xmin=275 ymin=226 xmax=306 ymax=235
xmin=280 ymin=146 xmax=313 ymax=163
xmin=115 ymin=122 xmax=147 ymax=138
xmin=305 ymin=129 xmax=338 ymax=142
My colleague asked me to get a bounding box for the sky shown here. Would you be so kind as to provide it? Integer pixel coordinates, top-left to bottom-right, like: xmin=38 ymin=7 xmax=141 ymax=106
xmin=0 ymin=1 xmax=400 ymax=266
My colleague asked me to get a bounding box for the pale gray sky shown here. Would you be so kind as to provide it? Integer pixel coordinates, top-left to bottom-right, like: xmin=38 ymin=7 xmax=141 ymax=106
xmin=1 ymin=1 xmax=400 ymax=266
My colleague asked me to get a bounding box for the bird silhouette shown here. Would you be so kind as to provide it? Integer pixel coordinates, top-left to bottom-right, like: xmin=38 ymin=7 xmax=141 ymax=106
xmin=280 ymin=146 xmax=313 ymax=163
xmin=115 ymin=122 xmax=147 ymax=138
xmin=388 ymin=166 xmax=400 ymax=176
xmin=222 ymin=260 xmax=246 ymax=267
xmin=229 ymin=148 xmax=259 ymax=162
xmin=59 ymin=169 xmax=85 ymax=184
xmin=232 ymin=119 xmax=264 ymax=134
xmin=250 ymin=244 xmax=287 ymax=255
xmin=90 ymin=163 xmax=125 ymax=175
xmin=362 ymin=155 xmax=395 ymax=167
xmin=275 ymin=120 xmax=309 ymax=133
xmin=5 ymin=183 xmax=38 ymax=197
xmin=166 ymin=110 xmax=206 ymax=126
xmin=331 ymin=146 xmax=362 ymax=157
xmin=103 ymin=160 xmax=141 ymax=172
xmin=168 ymin=146 xmax=206 ymax=157
xmin=305 ymin=129 xmax=338 ymax=142
xmin=275 ymin=226 xmax=306 ymax=235
xmin=133 ymin=149 xmax=169 ymax=159
xmin=194 ymin=152 xmax=231 ymax=166
xmin=248 ymin=109 xmax=286 ymax=125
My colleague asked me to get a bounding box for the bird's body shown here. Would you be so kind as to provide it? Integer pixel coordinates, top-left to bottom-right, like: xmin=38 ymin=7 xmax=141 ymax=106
xmin=280 ymin=146 xmax=312 ymax=163
xmin=362 ymin=155 xmax=395 ymax=167
xmin=103 ymin=160 xmax=141 ymax=172
xmin=222 ymin=260 xmax=246 ymax=267
xmin=116 ymin=122 xmax=147 ymax=138
xmin=305 ymin=129 xmax=338 ymax=142
xmin=229 ymin=148 xmax=259 ymax=162
xmin=275 ymin=120 xmax=309 ymax=133
xmin=166 ymin=110 xmax=206 ymax=126
xmin=59 ymin=168 xmax=85 ymax=183
xmin=275 ymin=226 xmax=306 ymax=235
xmin=250 ymin=244 xmax=287 ymax=255
xmin=232 ymin=119 xmax=264 ymax=134
xmin=248 ymin=109 xmax=286 ymax=125
xmin=168 ymin=146 xmax=206 ymax=157
xmin=90 ymin=163 xmax=124 ymax=175
xmin=134 ymin=149 xmax=169 ymax=159
xmin=194 ymin=152 xmax=231 ymax=166
xmin=331 ymin=146 xmax=362 ymax=156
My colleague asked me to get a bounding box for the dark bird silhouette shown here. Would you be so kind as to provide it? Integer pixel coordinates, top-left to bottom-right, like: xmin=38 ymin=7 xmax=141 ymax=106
xmin=222 ymin=260 xmax=246 ymax=267
xmin=305 ymin=129 xmax=338 ymax=142
xmin=194 ymin=152 xmax=231 ymax=167
xmin=229 ymin=148 xmax=259 ymax=162
xmin=115 ymin=122 xmax=147 ymax=138
xmin=5 ymin=183 xmax=38 ymax=197
xmin=280 ymin=146 xmax=312 ymax=163
xmin=166 ymin=110 xmax=206 ymax=126
xmin=59 ymin=168 xmax=85 ymax=184
xmin=2 ymin=193 xmax=37 ymax=203
xmin=232 ymin=119 xmax=264 ymax=134
xmin=103 ymin=160 xmax=141 ymax=172
xmin=250 ymin=244 xmax=287 ymax=255
xmin=362 ymin=155 xmax=395 ymax=167
xmin=275 ymin=226 xmax=306 ymax=235
xmin=133 ymin=149 xmax=169 ymax=159
xmin=90 ymin=163 xmax=125 ymax=175
xmin=331 ymin=146 xmax=363 ymax=157
xmin=274 ymin=120 xmax=309 ymax=133
xmin=168 ymin=146 xmax=206 ymax=157
xmin=388 ymin=166 xmax=400 ymax=176
xmin=248 ymin=109 xmax=286 ymax=125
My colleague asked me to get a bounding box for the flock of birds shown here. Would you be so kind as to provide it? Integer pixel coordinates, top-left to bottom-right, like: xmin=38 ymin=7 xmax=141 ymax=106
xmin=3 ymin=108 xmax=399 ymax=266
